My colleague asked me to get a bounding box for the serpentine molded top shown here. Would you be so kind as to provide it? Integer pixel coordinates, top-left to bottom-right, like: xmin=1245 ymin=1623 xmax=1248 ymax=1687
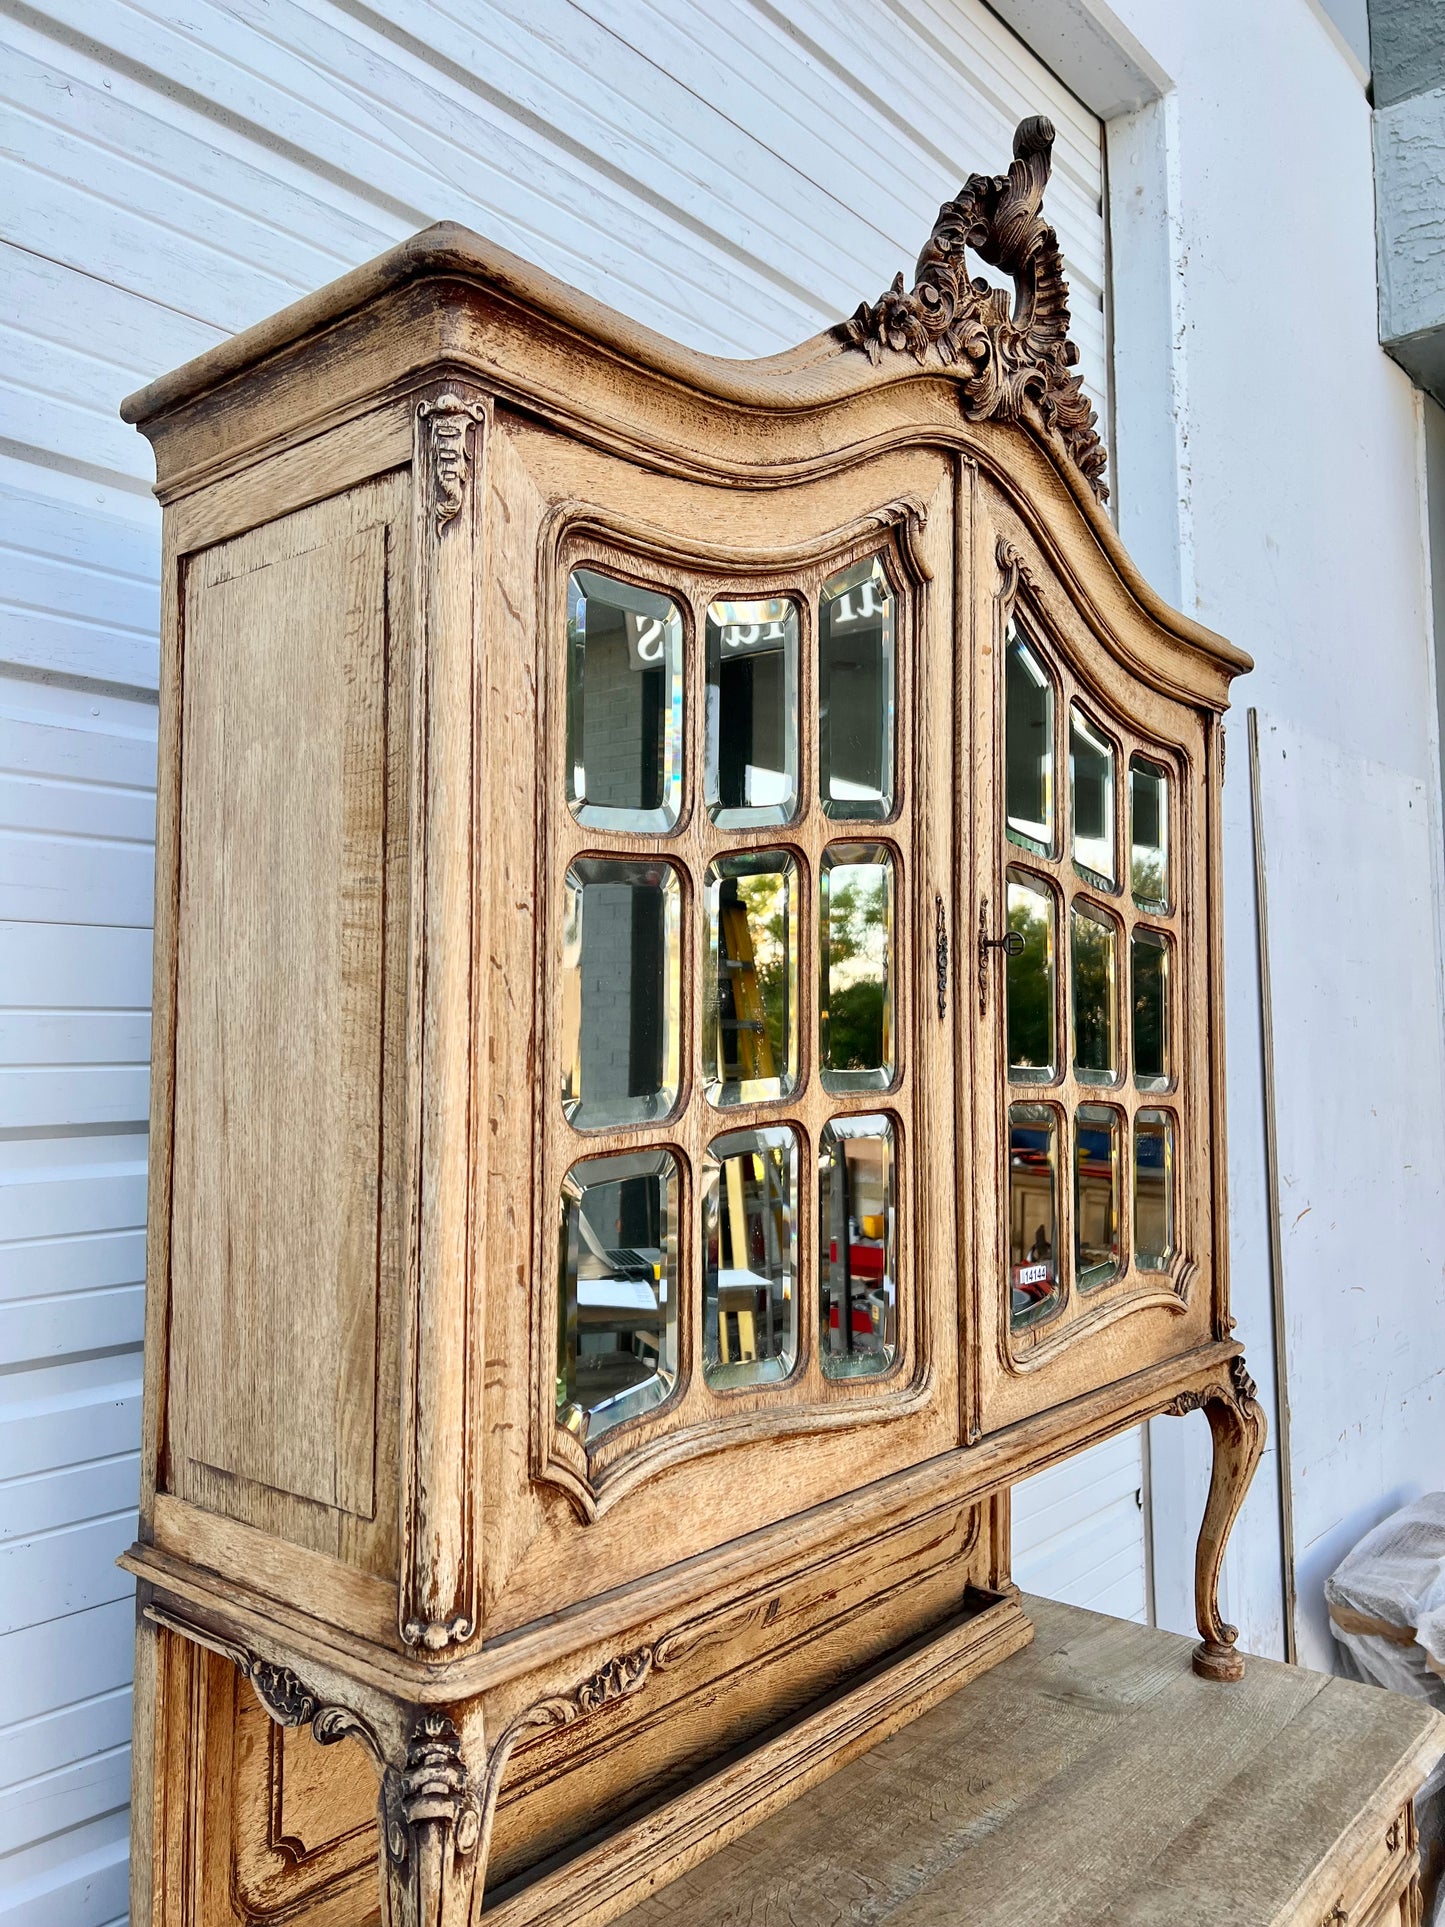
xmin=124 ymin=119 xmax=1102 ymax=493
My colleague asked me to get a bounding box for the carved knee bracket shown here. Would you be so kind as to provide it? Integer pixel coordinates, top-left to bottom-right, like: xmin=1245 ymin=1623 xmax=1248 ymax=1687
xmin=144 ymin=1605 xmax=665 ymax=1927
xmin=1167 ymin=1355 xmax=1267 ymax=1682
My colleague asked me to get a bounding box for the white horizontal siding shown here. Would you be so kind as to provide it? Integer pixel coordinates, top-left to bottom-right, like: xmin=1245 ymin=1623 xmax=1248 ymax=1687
xmin=0 ymin=3 xmax=1109 ymax=1916
xmin=1013 ymin=1426 xmax=1149 ymax=1622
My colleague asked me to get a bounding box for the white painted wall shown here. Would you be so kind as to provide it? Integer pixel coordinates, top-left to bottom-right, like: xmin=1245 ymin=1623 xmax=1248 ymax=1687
xmin=0 ymin=4 xmax=1118 ymax=1915
xmin=1254 ymin=711 xmax=1445 ymax=1668
xmin=1086 ymin=0 xmax=1444 ymax=1668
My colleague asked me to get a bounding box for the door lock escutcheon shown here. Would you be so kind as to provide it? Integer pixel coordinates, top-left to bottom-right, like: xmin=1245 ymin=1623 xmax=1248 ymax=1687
xmin=977 ymin=894 xmax=1023 ymax=1016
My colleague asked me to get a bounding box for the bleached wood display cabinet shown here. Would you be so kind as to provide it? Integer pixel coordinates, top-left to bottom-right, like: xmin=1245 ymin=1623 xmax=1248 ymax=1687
xmin=123 ymin=120 xmax=1262 ymax=1927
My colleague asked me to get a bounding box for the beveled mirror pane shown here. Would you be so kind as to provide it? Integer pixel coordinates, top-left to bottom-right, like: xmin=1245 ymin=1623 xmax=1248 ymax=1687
xmin=703 ymin=1126 xmax=798 ymax=1389
xmin=566 ymin=570 xmax=683 ymax=832
xmin=706 ymin=596 xmax=799 ymax=827
xmin=704 ymin=853 xmax=798 ymax=1108
xmin=1075 ymin=1106 xmax=1121 ymax=1291
xmin=819 ymin=1113 xmax=896 ymax=1378
xmin=1072 ymin=903 xmax=1118 ymax=1082
xmin=1133 ymin=928 xmax=1170 ymax=1091
xmin=821 ymin=844 xmax=895 ymax=1091
xmin=561 ymin=859 xmax=680 ymax=1129
xmin=1010 ymin=1104 xmax=1061 ymax=1329
xmin=1135 ymin=1110 xmax=1175 ymax=1270
xmin=1070 ymin=706 xmax=1115 ymax=886
xmin=1130 ymin=755 xmax=1169 ymax=911
xmin=1006 ymin=869 xmax=1055 ymax=1083
xmin=820 ymin=557 xmax=894 ymax=820
xmin=557 ymin=1148 xmax=678 ymax=1444
xmin=1006 ymin=626 xmax=1054 ymax=854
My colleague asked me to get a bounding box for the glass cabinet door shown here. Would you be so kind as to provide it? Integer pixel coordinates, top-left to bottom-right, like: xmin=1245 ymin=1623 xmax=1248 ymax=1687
xmin=980 ymin=524 xmax=1201 ymax=1428
xmin=539 ymin=478 xmax=959 ymax=1510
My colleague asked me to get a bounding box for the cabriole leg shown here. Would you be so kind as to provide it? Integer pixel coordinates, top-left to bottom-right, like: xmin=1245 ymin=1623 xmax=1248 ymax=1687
xmin=1178 ymin=1355 xmax=1267 ymax=1681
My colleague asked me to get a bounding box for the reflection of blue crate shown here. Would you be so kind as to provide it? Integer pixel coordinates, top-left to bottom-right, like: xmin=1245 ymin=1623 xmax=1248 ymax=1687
xmin=1136 ymin=1131 xmax=1167 ymax=1172
xmin=1010 ymin=1126 xmax=1052 ymax=1165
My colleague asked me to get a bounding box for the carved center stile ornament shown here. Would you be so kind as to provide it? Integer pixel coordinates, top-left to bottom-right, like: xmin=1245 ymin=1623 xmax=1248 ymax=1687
xmin=843 ymin=116 xmax=1108 ymax=502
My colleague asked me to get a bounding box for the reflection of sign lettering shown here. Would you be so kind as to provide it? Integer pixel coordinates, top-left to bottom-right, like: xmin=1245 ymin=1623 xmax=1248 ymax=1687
xmin=625 ymin=612 xmax=669 ymax=669
xmin=828 ymin=578 xmax=887 ymax=630
xmin=1013 ymin=1262 xmax=1050 ymax=1287
xmin=718 ymin=619 xmax=788 ymax=656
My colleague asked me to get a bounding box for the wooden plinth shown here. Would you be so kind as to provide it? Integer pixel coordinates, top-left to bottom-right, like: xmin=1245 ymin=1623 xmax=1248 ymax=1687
xmin=604 ymin=1597 xmax=1445 ymax=1927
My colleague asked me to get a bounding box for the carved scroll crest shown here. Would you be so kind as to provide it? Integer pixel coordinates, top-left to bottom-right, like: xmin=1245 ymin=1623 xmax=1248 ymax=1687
xmin=143 ymin=1605 xmax=387 ymax=1765
xmin=843 ymin=117 xmax=1108 ymax=502
xmin=1166 ymin=1355 xmax=1259 ymax=1420
xmin=417 ymin=394 xmax=484 ymax=532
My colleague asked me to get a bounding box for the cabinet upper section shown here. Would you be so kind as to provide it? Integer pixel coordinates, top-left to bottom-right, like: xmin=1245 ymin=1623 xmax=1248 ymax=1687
xmin=132 ymin=117 xmax=1253 ymax=1657
xmin=123 ymin=117 xmax=1246 ymax=711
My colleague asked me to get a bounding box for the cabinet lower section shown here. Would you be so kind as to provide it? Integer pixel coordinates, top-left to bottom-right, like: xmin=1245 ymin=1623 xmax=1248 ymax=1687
xmin=132 ymin=1521 xmax=1024 ymax=1927
xmin=126 ymin=1343 xmax=1269 ymax=1927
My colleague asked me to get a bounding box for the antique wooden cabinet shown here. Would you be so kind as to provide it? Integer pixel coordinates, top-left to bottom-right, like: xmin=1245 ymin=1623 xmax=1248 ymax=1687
xmin=122 ymin=119 xmax=1261 ymax=1927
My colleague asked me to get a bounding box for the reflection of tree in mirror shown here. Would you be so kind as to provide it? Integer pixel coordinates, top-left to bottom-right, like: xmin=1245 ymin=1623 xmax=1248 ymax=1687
xmin=827 ymin=869 xmax=888 ymax=1069
xmin=735 ymin=872 xmax=789 ymax=1070
xmin=1132 ymin=852 xmax=1166 ymax=908
xmin=1006 ymin=889 xmax=1052 ymax=1071
xmin=1133 ymin=935 xmax=1166 ymax=1079
xmin=1072 ymin=912 xmax=1114 ymax=1074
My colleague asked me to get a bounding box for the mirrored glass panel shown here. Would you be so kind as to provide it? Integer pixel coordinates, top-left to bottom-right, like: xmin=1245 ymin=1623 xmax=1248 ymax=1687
xmin=1070 ymin=706 xmax=1116 ymax=887
xmin=1009 ymin=1104 xmax=1061 ymax=1329
xmin=819 ymin=1114 xmax=897 ymax=1378
xmin=703 ymin=1126 xmax=798 ymax=1389
xmin=1130 ymin=756 xmax=1169 ymax=911
xmin=1072 ymin=903 xmax=1118 ymax=1083
xmin=704 ymin=853 xmax=798 ymax=1107
xmin=1133 ymin=929 xmax=1170 ymax=1091
xmin=1075 ymin=1106 xmax=1121 ymax=1291
xmin=1006 ymin=869 xmax=1055 ymax=1083
xmin=557 ymin=1148 xmax=678 ymax=1444
xmin=566 ymin=570 xmax=683 ymax=832
xmin=1135 ymin=1110 xmax=1175 ymax=1270
xmin=561 ymin=859 xmax=680 ymax=1129
xmin=706 ymin=596 xmax=799 ymax=827
xmin=1006 ymin=627 xmax=1054 ymax=854
xmin=820 ymin=557 xmax=894 ymax=820
xmin=821 ymin=844 xmax=895 ymax=1092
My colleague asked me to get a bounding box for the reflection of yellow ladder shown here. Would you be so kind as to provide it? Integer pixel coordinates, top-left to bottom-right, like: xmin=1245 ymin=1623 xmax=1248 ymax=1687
xmin=719 ymin=894 xmax=775 ymax=1085
xmin=718 ymin=890 xmax=785 ymax=1363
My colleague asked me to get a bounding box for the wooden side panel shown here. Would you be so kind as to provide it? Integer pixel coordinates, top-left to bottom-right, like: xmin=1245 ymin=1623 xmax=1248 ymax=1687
xmin=169 ymin=487 xmax=392 ymax=1520
xmin=136 ymin=1616 xmax=381 ymax=1927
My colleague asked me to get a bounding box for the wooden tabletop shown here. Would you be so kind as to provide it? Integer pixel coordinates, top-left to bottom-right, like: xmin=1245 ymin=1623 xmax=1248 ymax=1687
xmin=610 ymin=1595 xmax=1445 ymax=1927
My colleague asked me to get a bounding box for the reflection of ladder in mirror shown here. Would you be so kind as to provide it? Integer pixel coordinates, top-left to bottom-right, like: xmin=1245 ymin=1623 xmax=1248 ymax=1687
xmin=718 ymin=888 xmax=785 ymax=1359
xmin=719 ymin=887 xmax=775 ymax=1087
xmin=721 ymin=1146 xmax=786 ymax=1362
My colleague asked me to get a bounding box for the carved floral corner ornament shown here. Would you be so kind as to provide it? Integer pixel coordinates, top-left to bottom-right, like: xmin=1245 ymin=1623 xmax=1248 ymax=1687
xmin=843 ymin=116 xmax=1108 ymax=504
xmin=144 ymin=1603 xmax=665 ymax=1917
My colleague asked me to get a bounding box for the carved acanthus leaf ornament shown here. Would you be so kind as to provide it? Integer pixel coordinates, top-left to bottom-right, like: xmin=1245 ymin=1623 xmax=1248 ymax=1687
xmin=417 ymin=394 xmax=484 ymax=533
xmin=843 ymin=116 xmax=1108 ymax=503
